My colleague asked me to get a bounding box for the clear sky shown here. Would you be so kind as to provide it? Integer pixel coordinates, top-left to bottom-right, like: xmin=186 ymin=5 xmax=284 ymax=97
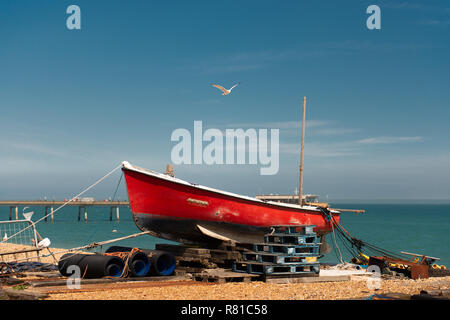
xmin=1 ymin=0 xmax=449 ymax=202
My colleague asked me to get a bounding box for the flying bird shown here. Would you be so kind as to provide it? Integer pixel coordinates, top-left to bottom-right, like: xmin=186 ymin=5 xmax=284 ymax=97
xmin=211 ymin=82 xmax=240 ymax=95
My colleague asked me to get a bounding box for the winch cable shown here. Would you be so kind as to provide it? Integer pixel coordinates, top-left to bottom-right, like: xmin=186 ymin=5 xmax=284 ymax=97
xmin=320 ymin=207 xmax=407 ymax=263
xmin=1 ymin=163 xmax=123 ymax=244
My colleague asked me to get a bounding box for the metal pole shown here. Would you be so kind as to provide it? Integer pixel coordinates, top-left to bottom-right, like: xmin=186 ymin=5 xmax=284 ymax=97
xmin=299 ymin=96 xmax=306 ymax=206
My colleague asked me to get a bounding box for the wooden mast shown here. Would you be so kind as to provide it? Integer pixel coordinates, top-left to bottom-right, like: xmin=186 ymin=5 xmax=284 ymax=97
xmin=299 ymin=96 xmax=306 ymax=206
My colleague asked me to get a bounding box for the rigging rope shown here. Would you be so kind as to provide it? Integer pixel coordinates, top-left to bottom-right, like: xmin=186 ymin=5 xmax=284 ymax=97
xmin=320 ymin=207 xmax=407 ymax=263
xmin=3 ymin=231 xmax=151 ymax=265
xmin=82 ymin=171 xmax=124 ymax=246
xmin=1 ymin=163 xmax=123 ymax=244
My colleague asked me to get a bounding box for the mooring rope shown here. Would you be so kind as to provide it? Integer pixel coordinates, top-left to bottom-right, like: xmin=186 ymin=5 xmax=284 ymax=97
xmin=104 ymin=247 xmax=142 ymax=278
xmin=82 ymin=171 xmax=125 ymax=246
xmin=1 ymin=163 xmax=123 ymax=244
xmin=329 ymin=214 xmax=345 ymax=264
xmin=1 ymin=231 xmax=152 ymax=266
xmin=320 ymin=207 xmax=407 ymax=263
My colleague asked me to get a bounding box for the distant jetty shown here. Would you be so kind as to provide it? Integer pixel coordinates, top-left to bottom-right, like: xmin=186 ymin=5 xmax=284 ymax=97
xmin=0 ymin=200 xmax=129 ymax=222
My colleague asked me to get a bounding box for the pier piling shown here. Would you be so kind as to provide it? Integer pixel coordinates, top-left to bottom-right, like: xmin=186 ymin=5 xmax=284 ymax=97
xmin=78 ymin=206 xmax=88 ymax=222
xmin=9 ymin=206 xmax=19 ymax=220
xmin=109 ymin=206 xmax=120 ymax=221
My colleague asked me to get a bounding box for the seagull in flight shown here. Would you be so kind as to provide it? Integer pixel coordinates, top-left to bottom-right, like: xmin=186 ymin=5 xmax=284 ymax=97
xmin=211 ymin=82 xmax=240 ymax=95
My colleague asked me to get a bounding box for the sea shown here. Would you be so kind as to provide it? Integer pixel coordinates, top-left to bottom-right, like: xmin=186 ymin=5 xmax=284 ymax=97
xmin=1 ymin=203 xmax=449 ymax=267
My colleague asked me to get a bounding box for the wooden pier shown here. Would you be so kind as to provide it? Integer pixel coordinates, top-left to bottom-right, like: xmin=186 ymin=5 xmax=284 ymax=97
xmin=0 ymin=200 xmax=129 ymax=222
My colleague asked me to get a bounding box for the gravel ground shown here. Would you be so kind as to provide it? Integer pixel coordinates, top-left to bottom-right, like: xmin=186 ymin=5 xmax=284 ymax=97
xmin=2 ymin=243 xmax=449 ymax=300
xmin=45 ymin=276 xmax=450 ymax=300
xmin=43 ymin=276 xmax=450 ymax=300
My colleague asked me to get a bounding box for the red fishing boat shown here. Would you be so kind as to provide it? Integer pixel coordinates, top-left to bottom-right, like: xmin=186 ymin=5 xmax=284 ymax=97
xmin=122 ymin=161 xmax=340 ymax=251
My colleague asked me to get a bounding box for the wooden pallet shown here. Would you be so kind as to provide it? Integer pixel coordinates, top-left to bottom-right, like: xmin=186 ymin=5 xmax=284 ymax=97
xmin=193 ymin=269 xmax=259 ymax=284
xmin=156 ymin=243 xmax=244 ymax=268
xmin=155 ymin=244 xmax=211 ymax=258
xmin=155 ymin=244 xmax=217 ymax=269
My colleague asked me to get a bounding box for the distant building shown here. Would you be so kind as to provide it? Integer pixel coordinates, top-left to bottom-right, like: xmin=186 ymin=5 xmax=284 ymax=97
xmin=80 ymin=197 xmax=95 ymax=202
xmin=255 ymin=194 xmax=320 ymax=205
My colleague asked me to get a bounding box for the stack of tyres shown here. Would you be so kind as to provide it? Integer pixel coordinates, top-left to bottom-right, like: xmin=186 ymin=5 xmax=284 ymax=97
xmin=105 ymin=246 xmax=176 ymax=276
xmin=233 ymin=225 xmax=321 ymax=276
xmin=104 ymin=246 xmax=151 ymax=277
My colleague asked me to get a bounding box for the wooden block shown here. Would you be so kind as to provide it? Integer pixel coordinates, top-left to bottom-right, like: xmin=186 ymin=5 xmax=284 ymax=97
xmin=3 ymin=288 xmax=49 ymax=300
xmin=0 ymin=277 xmax=27 ymax=286
xmin=175 ymin=266 xmax=207 ymax=273
xmin=30 ymin=275 xmax=188 ymax=288
xmin=155 ymin=244 xmax=210 ymax=255
xmin=193 ymin=269 xmax=258 ymax=284
xmin=264 ymin=275 xmax=350 ymax=284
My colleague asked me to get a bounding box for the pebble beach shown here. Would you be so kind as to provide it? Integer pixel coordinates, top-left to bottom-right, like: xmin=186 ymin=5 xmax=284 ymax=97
xmin=1 ymin=243 xmax=449 ymax=300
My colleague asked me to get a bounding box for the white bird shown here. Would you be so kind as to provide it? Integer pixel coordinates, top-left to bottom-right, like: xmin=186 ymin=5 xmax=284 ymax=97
xmin=3 ymin=233 xmax=7 ymax=241
xmin=211 ymin=82 xmax=240 ymax=95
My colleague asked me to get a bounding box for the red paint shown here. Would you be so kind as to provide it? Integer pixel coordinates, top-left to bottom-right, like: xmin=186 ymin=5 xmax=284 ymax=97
xmin=123 ymin=168 xmax=339 ymax=234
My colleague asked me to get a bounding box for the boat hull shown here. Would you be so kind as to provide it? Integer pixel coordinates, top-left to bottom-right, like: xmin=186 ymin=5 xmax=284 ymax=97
xmin=122 ymin=164 xmax=340 ymax=246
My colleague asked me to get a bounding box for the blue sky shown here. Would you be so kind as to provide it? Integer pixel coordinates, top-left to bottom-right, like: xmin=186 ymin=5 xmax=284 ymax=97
xmin=0 ymin=0 xmax=449 ymax=202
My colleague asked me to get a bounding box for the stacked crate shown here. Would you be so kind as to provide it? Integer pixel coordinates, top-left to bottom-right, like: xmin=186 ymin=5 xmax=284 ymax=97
xmin=232 ymin=225 xmax=321 ymax=277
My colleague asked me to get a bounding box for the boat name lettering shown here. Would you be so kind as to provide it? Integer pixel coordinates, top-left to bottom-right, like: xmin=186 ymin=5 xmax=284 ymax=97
xmin=187 ymin=198 xmax=209 ymax=207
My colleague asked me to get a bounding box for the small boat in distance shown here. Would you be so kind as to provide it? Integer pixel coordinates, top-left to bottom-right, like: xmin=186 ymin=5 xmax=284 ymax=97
xmin=122 ymin=161 xmax=340 ymax=250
